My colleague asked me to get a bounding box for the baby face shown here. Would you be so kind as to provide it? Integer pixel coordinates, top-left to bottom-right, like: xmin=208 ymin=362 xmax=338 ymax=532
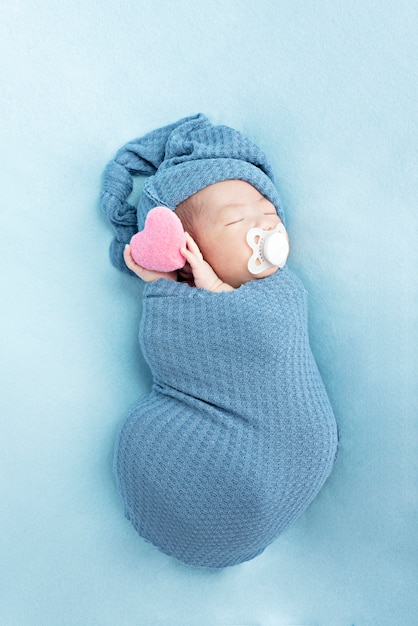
xmin=191 ymin=180 xmax=284 ymax=288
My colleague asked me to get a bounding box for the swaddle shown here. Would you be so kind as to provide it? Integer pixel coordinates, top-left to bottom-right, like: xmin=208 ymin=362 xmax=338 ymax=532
xmin=101 ymin=113 xmax=338 ymax=568
xmin=114 ymin=272 xmax=338 ymax=568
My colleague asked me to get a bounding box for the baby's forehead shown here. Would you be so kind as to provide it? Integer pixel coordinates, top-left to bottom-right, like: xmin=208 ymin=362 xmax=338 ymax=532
xmin=196 ymin=180 xmax=263 ymax=209
xmin=188 ymin=180 xmax=278 ymax=229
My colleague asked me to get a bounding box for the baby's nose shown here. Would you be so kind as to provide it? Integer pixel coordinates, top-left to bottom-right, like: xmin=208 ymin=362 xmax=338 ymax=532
xmin=258 ymin=215 xmax=278 ymax=230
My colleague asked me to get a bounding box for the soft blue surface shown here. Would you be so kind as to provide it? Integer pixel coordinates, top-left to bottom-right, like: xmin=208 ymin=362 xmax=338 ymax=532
xmin=1 ymin=1 xmax=417 ymax=624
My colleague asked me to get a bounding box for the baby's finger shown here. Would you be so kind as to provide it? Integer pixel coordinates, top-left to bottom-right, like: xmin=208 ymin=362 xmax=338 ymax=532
xmin=124 ymin=244 xmax=140 ymax=270
xmin=180 ymin=248 xmax=204 ymax=274
xmin=184 ymin=232 xmax=203 ymax=260
xmin=180 ymin=246 xmax=196 ymax=267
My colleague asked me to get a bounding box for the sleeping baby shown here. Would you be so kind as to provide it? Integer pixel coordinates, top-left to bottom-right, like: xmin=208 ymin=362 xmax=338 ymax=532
xmin=101 ymin=113 xmax=338 ymax=568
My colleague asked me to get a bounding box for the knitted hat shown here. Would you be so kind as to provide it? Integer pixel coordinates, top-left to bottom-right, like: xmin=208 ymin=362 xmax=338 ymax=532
xmin=101 ymin=113 xmax=285 ymax=273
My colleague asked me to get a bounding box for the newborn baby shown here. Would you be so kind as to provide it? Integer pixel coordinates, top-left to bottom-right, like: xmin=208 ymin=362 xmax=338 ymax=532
xmin=124 ymin=179 xmax=289 ymax=291
xmin=101 ymin=114 xmax=338 ymax=568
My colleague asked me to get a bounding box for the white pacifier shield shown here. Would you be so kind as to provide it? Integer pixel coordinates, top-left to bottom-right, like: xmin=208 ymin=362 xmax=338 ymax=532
xmin=247 ymin=223 xmax=290 ymax=275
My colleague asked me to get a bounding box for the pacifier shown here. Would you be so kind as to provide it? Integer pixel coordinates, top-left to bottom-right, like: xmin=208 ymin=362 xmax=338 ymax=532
xmin=246 ymin=223 xmax=290 ymax=275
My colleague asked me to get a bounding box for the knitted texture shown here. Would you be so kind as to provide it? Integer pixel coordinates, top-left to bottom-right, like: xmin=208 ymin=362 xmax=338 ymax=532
xmin=114 ymin=269 xmax=339 ymax=568
xmin=101 ymin=113 xmax=285 ymax=273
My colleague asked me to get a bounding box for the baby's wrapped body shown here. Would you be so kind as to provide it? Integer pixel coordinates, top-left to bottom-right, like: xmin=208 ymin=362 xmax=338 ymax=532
xmin=114 ymin=268 xmax=338 ymax=568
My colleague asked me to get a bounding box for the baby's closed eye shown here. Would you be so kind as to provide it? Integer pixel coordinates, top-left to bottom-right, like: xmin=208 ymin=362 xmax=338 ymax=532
xmin=225 ymin=217 xmax=244 ymax=226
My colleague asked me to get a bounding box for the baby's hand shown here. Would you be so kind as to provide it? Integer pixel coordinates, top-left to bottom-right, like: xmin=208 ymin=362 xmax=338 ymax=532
xmin=123 ymin=245 xmax=178 ymax=282
xmin=180 ymin=233 xmax=234 ymax=292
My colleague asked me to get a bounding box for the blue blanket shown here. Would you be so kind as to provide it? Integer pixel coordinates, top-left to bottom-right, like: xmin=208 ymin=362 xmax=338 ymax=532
xmin=114 ymin=269 xmax=338 ymax=568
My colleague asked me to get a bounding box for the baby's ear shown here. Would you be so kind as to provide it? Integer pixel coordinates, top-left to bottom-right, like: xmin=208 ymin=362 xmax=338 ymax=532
xmin=130 ymin=207 xmax=186 ymax=272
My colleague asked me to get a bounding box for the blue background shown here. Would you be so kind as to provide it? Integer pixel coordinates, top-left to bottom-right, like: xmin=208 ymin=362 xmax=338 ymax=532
xmin=1 ymin=1 xmax=417 ymax=624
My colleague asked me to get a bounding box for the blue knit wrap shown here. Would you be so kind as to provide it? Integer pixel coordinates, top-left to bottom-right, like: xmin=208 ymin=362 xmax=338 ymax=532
xmin=102 ymin=114 xmax=338 ymax=567
xmin=114 ymin=271 xmax=338 ymax=568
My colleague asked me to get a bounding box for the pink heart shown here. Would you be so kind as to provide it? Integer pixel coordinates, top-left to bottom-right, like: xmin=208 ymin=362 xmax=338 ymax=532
xmin=130 ymin=206 xmax=186 ymax=272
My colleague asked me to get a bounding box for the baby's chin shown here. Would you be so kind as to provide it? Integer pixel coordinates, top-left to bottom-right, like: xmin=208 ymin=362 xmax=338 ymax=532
xmin=255 ymin=265 xmax=280 ymax=280
xmin=233 ymin=265 xmax=279 ymax=288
